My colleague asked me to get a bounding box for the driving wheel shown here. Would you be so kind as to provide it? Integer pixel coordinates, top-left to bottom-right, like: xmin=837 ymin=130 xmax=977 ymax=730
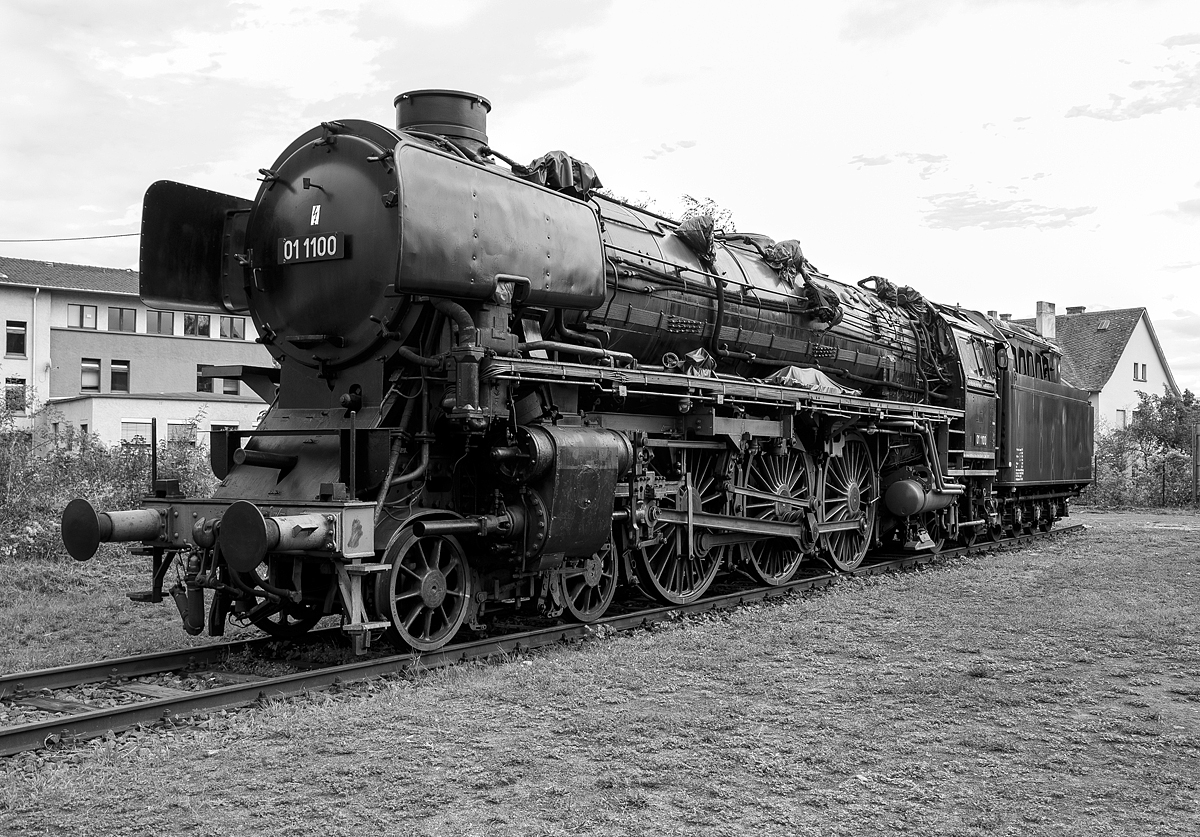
xmin=629 ymin=448 xmax=730 ymax=605
xmin=740 ymin=445 xmax=814 ymax=585
xmin=817 ymin=432 xmax=879 ymax=571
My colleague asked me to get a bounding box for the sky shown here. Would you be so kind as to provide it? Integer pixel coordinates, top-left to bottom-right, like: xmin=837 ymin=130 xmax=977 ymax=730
xmin=1 ymin=0 xmax=1198 ymax=391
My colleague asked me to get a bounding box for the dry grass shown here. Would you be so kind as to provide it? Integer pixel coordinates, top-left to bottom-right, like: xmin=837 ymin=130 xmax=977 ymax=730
xmin=2 ymin=510 xmax=1198 ymax=836
xmin=0 ymin=548 xmax=256 ymax=673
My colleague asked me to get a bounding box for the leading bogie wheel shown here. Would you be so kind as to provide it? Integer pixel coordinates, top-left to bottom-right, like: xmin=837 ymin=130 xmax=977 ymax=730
xmin=236 ymin=563 xmax=324 ymax=639
xmin=376 ymin=528 xmax=474 ymax=652
xmin=817 ymin=431 xmax=879 ymax=571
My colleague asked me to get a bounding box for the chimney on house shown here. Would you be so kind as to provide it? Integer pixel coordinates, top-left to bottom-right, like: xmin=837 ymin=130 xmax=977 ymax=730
xmin=1066 ymin=306 xmax=1086 ymax=315
xmin=1036 ymin=301 xmax=1056 ymax=339
xmin=987 ymin=310 xmax=998 ymax=320
xmin=1000 ymin=313 xmax=1011 ymax=322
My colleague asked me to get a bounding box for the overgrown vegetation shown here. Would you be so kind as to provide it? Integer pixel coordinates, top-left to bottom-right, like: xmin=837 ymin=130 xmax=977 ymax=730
xmin=0 ymin=401 xmax=215 ymax=562
xmin=1082 ymin=389 xmax=1200 ymax=508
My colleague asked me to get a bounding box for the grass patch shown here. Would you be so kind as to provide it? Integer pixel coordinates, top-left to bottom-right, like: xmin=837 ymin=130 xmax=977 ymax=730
xmin=2 ymin=509 xmax=1199 ymax=836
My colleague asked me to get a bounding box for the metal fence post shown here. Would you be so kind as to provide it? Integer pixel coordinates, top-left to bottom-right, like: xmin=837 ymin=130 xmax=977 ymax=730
xmin=1193 ymin=423 xmax=1199 ymax=506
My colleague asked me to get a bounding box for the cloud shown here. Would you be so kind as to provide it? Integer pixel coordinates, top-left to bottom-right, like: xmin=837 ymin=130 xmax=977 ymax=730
xmin=850 ymin=151 xmax=947 ymax=180
xmin=1164 ymin=261 xmax=1200 ymax=271
xmin=1169 ymin=198 xmax=1200 ymax=219
xmin=897 ymin=152 xmax=948 ymax=180
xmin=644 ymin=140 xmax=697 ymax=161
xmin=849 ymin=154 xmax=893 ymax=167
xmin=1162 ymin=33 xmax=1200 ymax=47
xmin=1066 ymin=36 xmax=1200 ymax=121
xmin=839 ymin=0 xmax=950 ymax=41
xmin=921 ymin=190 xmax=1097 ymax=230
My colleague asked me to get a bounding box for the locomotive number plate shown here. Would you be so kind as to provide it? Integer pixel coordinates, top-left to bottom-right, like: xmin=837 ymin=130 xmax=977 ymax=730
xmin=277 ymin=232 xmax=345 ymax=265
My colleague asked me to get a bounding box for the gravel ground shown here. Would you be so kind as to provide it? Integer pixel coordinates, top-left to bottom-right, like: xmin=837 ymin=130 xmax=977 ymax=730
xmin=2 ymin=509 xmax=1198 ymax=836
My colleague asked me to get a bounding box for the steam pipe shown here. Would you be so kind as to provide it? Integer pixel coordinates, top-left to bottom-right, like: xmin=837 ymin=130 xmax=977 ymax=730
xmin=517 ymin=341 xmax=634 ymax=365
xmin=396 ymin=346 xmax=440 ymax=368
xmin=375 ymin=379 xmax=421 ymax=523
xmin=391 ymin=384 xmax=431 ymax=486
xmin=553 ymin=309 xmax=603 ymax=350
xmin=431 ymin=299 xmax=476 ymax=347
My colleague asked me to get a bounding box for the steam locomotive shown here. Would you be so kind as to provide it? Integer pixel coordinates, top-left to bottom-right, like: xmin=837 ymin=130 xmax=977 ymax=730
xmin=62 ymin=90 xmax=1093 ymax=652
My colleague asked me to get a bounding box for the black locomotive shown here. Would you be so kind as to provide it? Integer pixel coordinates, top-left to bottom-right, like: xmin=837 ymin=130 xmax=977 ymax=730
xmin=62 ymin=90 xmax=1093 ymax=652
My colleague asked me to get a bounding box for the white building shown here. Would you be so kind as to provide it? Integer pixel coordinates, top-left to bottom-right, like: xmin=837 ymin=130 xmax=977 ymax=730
xmin=1 ymin=256 xmax=273 ymax=445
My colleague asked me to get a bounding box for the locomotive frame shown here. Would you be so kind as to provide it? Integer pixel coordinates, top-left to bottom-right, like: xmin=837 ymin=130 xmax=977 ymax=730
xmin=62 ymin=89 xmax=1093 ymax=653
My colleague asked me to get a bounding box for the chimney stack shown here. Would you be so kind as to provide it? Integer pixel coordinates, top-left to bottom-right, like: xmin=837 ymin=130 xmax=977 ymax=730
xmin=987 ymin=310 xmax=998 ymax=320
xmin=1036 ymin=301 xmax=1056 ymax=339
xmin=1000 ymin=313 xmax=1011 ymax=322
xmin=1066 ymin=306 xmax=1086 ymax=315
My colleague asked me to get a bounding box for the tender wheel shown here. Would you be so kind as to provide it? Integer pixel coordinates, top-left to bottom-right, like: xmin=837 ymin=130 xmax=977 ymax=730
xmin=740 ymin=445 xmax=814 ymax=585
xmin=376 ymin=529 xmax=473 ymax=652
xmin=818 ymin=432 xmax=879 ymax=571
xmin=629 ymin=449 xmax=729 ymax=605
xmin=1037 ymin=501 xmax=1053 ymax=532
xmin=552 ymin=539 xmax=618 ymax=623
xmin=235 ymin=564 xmax=324 ymax=639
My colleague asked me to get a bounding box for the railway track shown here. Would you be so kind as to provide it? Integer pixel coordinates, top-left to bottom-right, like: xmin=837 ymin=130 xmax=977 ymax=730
xmin=0 ymin=524 xmax=1081 ymax=757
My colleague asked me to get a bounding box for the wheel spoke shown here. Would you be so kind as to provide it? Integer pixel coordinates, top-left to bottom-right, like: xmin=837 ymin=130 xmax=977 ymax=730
xmin=818 ymin=434 xmax=876 ymax=571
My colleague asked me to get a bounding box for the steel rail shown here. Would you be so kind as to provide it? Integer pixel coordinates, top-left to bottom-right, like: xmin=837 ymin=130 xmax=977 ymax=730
xmin=0 ymin=627 xmax=342 ymax=700
xmin=0 ymin=524 xmax=1081 ymax=757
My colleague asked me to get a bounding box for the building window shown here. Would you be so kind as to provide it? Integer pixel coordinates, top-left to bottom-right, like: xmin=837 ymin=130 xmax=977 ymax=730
xmin=147 ymin=311 xmax=174 ymax=335
xmin=167 ymin=422 xmax=197 ymax=444
xmin=197 ymin=364 xmax=213 ymax=393
xmin=6 ymin=321 xmax=26 ymax=356
xmin=68 ymin=304 xmax=97 ymax=329
xmin=220 ymin=316 xmax=245 ymax=340
xmin=111 ymin=360 xmax=130 ymax=393
xmin=81 ymin=358 xmax=101 ymax=392
xmin=121 ymin=420 xmax=153 ymax=445
xmin=1141 ymin=363 xmax=1147 ymax=381
xmin=4 ymin=377 xmax=26 ymax=411
xmin=222 ymin=378 xmax=240 ymax=395
xmin=184 ymin=314 xmax=210 ymax=337
xmin=1116 ymin=409 xmax=1127 ymax=428
xmin=108 ymin=307 xmax=136 ymax=332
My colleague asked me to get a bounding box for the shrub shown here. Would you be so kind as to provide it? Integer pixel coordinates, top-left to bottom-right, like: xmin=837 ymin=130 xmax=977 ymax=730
xmin=1080 ymin=427 xmax=1196 ymax=509
xmin=0 ymin=406 xmax=216 ymax=561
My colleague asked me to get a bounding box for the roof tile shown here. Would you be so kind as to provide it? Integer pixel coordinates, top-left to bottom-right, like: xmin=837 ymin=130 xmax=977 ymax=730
xmin=0 ymin=255 xmax=138 ymax=295
xmin=1012 ymin=308 xmax=1144 ymax=392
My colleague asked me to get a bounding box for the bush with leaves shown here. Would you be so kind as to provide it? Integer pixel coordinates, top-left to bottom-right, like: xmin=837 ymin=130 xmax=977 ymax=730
xmin=1079 ymin=387 xmax=1198 ymax=509
xmin=0 ymin=405 xmax=216 ymax=561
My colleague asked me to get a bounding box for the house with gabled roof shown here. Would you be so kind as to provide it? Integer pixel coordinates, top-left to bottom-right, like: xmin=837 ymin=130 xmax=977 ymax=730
xmin=1 ymin=255 xmax=272 ymax=445
xmin=1011 ymin=302 xmax=1180 ymax=432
